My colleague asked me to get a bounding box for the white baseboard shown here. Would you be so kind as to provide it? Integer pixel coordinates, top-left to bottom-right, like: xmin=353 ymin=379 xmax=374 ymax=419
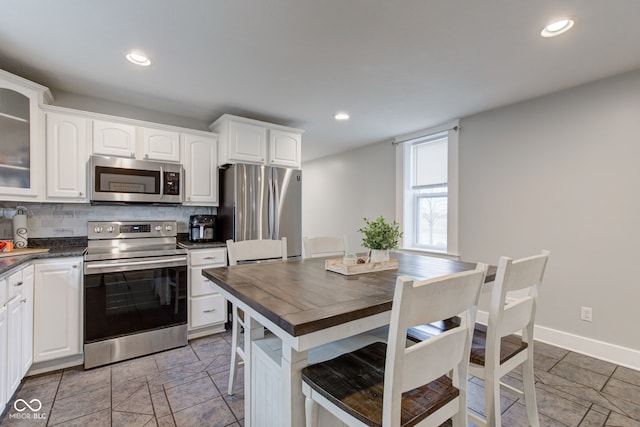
xmin=476 ymin=311 xmax=640 ymax=371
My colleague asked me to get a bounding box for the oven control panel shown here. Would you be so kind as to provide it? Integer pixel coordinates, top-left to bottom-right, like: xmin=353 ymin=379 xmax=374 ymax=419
xmin=88 ymin=221 xmax=177 ymax=239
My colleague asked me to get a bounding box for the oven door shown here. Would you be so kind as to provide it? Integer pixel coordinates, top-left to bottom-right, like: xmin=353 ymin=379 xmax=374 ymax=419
xmin=84 ymin=255 xmax=187 ymax=344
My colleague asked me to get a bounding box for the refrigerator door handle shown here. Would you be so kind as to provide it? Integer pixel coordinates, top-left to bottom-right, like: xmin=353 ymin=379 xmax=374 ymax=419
xmin=267 ymin=169 xmax=276 ymax=239
xmin=272 ymin=172 xmax=280 ymax=239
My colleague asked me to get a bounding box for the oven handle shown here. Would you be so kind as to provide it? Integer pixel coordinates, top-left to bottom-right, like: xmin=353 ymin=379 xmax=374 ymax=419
xmin=84 ymin=255 xmax=187 ymax=275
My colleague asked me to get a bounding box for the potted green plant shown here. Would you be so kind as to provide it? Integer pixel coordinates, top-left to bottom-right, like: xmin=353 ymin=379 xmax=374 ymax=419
xmin=358 ymin=216 xmax=403 ymax=262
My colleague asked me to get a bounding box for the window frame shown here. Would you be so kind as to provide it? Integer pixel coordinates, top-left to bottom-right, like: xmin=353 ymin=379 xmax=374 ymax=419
xmin=395 ymin=120 xmax=459 ymax=257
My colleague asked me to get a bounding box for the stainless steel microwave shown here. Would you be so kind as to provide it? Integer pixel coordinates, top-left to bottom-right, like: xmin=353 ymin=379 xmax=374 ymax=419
xmin=89 ymin=155 xmax=183 ymax=204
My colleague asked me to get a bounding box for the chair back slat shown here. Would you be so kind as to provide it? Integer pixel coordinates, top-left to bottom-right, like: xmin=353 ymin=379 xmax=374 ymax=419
xmin=402 ymin=327 xmax=468 ymax=392
xmin=502 ymin=253 xmax=548 ymax=293
xmin=497 ymin=296 xmax=535 ymax=338
xmin=226 ymin=238 xmax=287 ymax=266
xmin=302 ymin=235 xmax=348 ymax=258
xmin=404 ymin=268 xmax=486 ymax=327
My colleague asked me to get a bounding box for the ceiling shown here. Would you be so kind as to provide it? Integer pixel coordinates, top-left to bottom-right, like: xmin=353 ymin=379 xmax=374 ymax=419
xmin=1 ymin=1 xmax=640 ymax=162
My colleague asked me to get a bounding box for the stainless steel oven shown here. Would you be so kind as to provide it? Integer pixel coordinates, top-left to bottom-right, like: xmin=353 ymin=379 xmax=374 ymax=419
xmin=83 ymin=220 xmax=188 ymax=369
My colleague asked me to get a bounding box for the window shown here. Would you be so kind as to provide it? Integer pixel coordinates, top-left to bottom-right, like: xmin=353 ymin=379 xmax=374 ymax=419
xmin=396 ymin=122 xmax=458 ymax=255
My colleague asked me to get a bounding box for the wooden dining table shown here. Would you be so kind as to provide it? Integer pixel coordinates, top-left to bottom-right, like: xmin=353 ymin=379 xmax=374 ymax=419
xmin=202 ymin=251 xmax=495 ymax=427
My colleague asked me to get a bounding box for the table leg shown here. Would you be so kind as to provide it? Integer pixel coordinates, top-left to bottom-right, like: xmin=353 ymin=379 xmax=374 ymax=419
xmin=281 ymin=344 xmax=309 ymax=427
xmin=243 ymin=315 xmax=264 ymax=427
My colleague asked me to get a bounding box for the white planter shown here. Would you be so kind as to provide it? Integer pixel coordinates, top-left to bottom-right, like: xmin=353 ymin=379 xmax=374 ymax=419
xmin=369 ymin=249 xmax=390 ymax=263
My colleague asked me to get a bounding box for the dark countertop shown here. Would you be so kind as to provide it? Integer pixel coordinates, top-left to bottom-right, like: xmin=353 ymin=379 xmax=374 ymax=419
xmin=1 ymin=235 xmax=227 ymax=276
xmin=176 ymin=234 xmax=226 ymax=250
xmin=0 ymin=237 xmax=87 ymax=277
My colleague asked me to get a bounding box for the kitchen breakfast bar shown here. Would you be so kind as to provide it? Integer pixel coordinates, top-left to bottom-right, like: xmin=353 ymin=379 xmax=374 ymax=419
xmin=202 ymin=252 xmax=496 ymax=427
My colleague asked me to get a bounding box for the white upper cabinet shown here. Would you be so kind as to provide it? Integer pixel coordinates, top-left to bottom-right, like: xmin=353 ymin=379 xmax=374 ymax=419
xmin=210 ymin=114 xmax=303 ymax=168
xmin=141 ymin=127 xmax=180 ymax=162
xmin=181 ymin=133 xmax=218 ymax=206
xmin=0 ymin=69 xmax=52 ymax=200
xmin=92 ymin=119 xmax=137 ymax=158
xmin=227 ymin=120 xmax=267 ymax=164
xmin=92 ymin=119 xmax=181 ymax=162
xmin=269 ymin=129 xmax=302 ymax=168
xmin=45 ymin=111 xmax=88 ymax=201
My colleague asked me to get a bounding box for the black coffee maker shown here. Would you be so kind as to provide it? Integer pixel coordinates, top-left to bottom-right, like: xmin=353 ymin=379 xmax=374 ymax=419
xmin=188 ymin=215 xmax=216 ymax=242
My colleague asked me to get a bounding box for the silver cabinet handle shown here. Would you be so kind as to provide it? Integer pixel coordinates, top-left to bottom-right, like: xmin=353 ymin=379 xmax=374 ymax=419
xmin=21 ymin=298 xmax=27 ymax=303
xmin=14 ymin=281 xmax=23 ymax=287
xmin=204 ymin=256 xmax=216 ymax=260
xmin=203 ymin=308 xmax=216 ymax=313
xmin=72 ymin=265 xmax=78 ymax=268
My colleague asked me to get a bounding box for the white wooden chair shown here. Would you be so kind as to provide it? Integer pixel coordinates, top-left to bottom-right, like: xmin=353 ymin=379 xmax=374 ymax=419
xmin=225 ymin=237 xmax=288 ymax=395
xmin=302 ymin=235 xmax=349 ymax=259
xmin=301 ymin=264 xmax=487 ymax=427
xmin=468 ymin=250 xmax=550 ymax=427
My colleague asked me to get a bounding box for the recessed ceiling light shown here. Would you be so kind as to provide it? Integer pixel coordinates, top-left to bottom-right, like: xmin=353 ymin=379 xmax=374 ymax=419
xmin=125 ymin=51 xmax=151 ymax=66
xmin=541 ymin=18 xmax=575 ymax=38
xmin=334 ymin=112 xmax=350 ymax=121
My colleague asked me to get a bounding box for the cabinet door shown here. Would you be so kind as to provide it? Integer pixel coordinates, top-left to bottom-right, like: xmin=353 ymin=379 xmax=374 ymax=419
xmin=33 ymin=259 xmax=82 ymax=363
xmin=21 ymin=265 xmax=34 ymax=376
xmin=46 ymin=112 xmax=88 ymax=200
xmin=0 ymin=305 xmax=7 ymax=411
xmin=269 ymin=129 xmax=301 ymax=169
xmin=142 ymin=128 xmax=180 ymax=162
xmin=6 ymin=296 xmax=22 ymax=400
xmin=182 ymin=134 xmax=218 ymax=206
xmin=0 ymin=80 xmax=42 ymax=198
xmin=92 ymin=120 xmax=136 ymax=158
xmin=228 ymin=121 xmax=267 ymax=164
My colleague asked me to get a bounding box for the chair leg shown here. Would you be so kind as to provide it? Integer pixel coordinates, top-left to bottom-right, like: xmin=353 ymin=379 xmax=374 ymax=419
xmin=228 ymin=305 xmax=241 ymax=395
xmin=484 ymin=376 xmax=501 ymax=427
xmin=305 ymin=395 xmax=319 ymax=427
xmin=522 ymin=353 xmax=540 ymax=427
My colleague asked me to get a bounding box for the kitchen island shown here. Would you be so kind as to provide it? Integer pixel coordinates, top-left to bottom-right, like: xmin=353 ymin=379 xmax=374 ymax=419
xmin=203 ymin=252 xmax=495 ymax=427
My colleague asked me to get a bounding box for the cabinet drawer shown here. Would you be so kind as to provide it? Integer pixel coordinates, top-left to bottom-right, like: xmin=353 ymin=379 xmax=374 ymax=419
xmin=7 ymin=270 xmax=23 ymax=300
xmin=189 ymin=248 xmax=226 ymax=266
xmin=1 ymin=277 xmax=6 ymax=306
xmin=190 ymin=294 xmax=226 ymax=328
xmin=190 ymin=266 xmax=221 ymax=297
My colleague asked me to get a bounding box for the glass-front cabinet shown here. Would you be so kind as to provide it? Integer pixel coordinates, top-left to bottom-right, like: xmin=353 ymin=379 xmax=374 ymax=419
xmin=0 ymin=69 xmax=52 ymax=199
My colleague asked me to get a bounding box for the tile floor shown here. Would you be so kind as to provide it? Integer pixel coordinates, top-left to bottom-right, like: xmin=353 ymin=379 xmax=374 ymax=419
xmin=1 ymin=331 xmax=639 ymax=426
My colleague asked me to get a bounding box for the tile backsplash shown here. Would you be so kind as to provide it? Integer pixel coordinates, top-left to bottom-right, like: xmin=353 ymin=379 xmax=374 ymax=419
xmin=0 ymin=202 xmax=215 ymax=239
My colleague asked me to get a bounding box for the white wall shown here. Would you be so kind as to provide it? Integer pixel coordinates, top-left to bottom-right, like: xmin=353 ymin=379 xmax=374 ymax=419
xmin=459 ymin=69 xmax=640 ymax=362
xmin=302 ymin=141 xmax=395 ymax=253
xmin=52 ymin=90 xmax=210 ymax=131
xmin=303 ymin=68 xmax=640 ymax=368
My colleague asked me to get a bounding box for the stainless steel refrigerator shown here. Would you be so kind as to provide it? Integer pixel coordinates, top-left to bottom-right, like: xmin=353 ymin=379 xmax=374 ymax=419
xmin=218 ymin=163 xmax=302 ymax=258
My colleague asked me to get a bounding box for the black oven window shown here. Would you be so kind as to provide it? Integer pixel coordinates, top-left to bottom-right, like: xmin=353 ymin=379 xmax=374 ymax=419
xmin=84 ymin=265 xmax=187 ymax=343
xmin=95 ymin=166 xmax=161 ymax=194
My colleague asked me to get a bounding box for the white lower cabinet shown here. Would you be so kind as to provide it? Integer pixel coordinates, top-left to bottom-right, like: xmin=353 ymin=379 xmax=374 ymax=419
xmin=1 ymin=264 xmax=34 ymax=410
xmin=0 ymin=303 xmax=7 ymax=412
xmin=33 ymin=258 xmax=82 ymax=363
xmin=187 ymin=248 xmax=227 ymax=337
xmin=21 ymin=265 xmax=34 ymax=377
xmin=6 ymin=296 xmax=22 ymax=401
